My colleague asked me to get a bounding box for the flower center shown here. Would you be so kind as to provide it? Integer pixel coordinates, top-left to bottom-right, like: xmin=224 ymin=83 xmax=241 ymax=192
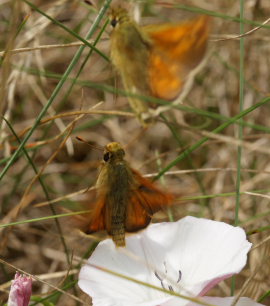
xmin=154 ymin=261 xmax=182 ymax=292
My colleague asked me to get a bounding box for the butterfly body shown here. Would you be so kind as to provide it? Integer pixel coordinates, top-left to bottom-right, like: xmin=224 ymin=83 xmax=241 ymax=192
xmin=87 ymin=142 xmax=173 ymax=247
xmin=110 ymin=8 xmax=151 ymax=118
xmin=95 ymin=144 xmax=133 ymax=246
xmin=109 ymin=7 xmax=210 ymax=123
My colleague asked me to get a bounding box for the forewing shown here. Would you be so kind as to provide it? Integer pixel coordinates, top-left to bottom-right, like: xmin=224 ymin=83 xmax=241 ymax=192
xmin=144 ymin=16 xmax=210 ymax=100
xmin=125 ymin=169 xmax=173 ymax=232
xmin=125 ymin=192 xmax=151 ymax=232
xmin=87 ymin=196 xmax=106 ymax=233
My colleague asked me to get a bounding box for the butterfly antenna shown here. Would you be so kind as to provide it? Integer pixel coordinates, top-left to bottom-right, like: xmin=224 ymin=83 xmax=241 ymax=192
xmin=76 ymin=136 xmax=104 ymax=151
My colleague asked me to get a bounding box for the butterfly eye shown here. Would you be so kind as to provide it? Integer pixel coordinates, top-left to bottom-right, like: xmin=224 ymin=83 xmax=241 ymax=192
xmin=103 ymin=152 xmax=110 ymax=162
xmin=110 ymin=18 xmax=118 ymax=27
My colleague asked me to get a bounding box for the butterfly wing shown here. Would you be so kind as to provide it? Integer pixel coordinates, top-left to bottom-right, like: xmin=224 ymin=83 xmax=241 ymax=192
xmin=144 ymin=15 xmax=210 ymax=100
xmin=86 ymin=195 xmax=115 ymax=235
xmin=86 ymin=167 xmax=173 ymax=241
xmin=86 ymin=197 xmax=106 ymax=233
xmin=125 ymin=192 xmax=152 ymax=232
xmin=125 ymin=169 xmax=173 ymax=232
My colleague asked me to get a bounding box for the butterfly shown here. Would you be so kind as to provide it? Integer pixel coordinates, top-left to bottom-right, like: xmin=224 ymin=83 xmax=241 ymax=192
xmin=84 ymin=142 xmax=173 ymax=247
xmin=109 ymin=6 xmax=210 ymax=124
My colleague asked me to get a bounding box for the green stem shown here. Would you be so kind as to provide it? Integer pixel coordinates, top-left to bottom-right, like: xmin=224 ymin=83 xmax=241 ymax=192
xmin=155 ymin=97 xmax=270 ymax=181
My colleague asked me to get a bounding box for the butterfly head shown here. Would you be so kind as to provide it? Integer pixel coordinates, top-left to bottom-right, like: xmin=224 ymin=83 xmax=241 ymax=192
xmin=103 ymin=142 xmax=125 ymax=163
xmin=109 ymin=6 xmax=130 ymax=28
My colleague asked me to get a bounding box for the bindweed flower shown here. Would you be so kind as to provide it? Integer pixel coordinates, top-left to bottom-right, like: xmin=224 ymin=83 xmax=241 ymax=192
xmin=8 ymin=272 xmax=32 ymax=306
xmin=79 ymin=216 xmax=264 ymax=306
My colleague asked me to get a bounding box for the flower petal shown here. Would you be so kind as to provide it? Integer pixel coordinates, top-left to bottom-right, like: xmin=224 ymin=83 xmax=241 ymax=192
xmin=187 ymin=296 xmax=265 ymax=306
xmin=79 ymin=237 xmax=171 ymax=306
xmin=146 ymin=216 xmax=251 ymax=295
xmin=8 ymin=272 xmax=32 ymax=306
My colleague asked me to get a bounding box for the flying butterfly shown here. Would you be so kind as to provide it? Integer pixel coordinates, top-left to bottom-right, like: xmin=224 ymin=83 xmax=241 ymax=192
xmin=109 ymin=6 xmax=210 ymax=124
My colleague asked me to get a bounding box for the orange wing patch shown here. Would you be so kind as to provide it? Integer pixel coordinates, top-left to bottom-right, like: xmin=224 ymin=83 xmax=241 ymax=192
xmin=125 ymin=193 xmax=151 ymax=232
xmin=145 ymin=15 xmax=210 ymax=100
xmin=125 ymin=169 xmax=174 ymax=232
xmin=87 ymin=197 xmax=106 ymax=233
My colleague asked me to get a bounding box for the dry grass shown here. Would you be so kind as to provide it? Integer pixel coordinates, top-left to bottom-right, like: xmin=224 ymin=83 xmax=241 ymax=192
xmin=0 ymin=0 xmax=270 ymax=305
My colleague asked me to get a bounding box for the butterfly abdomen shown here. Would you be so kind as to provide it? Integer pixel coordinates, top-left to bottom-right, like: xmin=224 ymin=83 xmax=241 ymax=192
xmin=111 ymin=213 xmax=126 ymax=247
xmin=107 ymin=161 xmax=133 ymax=247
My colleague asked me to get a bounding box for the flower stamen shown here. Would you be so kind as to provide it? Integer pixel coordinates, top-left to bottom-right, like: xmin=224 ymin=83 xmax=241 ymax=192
xmin=154 ymin=271 xmax=167 ymax=290
xmin=177 ymin=270 xmax=182 ymax=283
xmin=154 ymin=262 xmax=182 ymax=292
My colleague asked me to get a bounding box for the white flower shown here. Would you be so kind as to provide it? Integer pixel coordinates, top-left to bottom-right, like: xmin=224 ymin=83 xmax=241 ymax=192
xmin=79 ymin=216 xmax=263 ymax=306
xmin=188 ymin=297 xmax=263 ymax=306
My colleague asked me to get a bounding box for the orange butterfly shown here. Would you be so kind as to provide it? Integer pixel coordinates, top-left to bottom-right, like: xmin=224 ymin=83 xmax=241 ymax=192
xmin=84 ymin=142 xmax=173 ymax=247
xmin=109 ymin=6 xmax=210 ymax=124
